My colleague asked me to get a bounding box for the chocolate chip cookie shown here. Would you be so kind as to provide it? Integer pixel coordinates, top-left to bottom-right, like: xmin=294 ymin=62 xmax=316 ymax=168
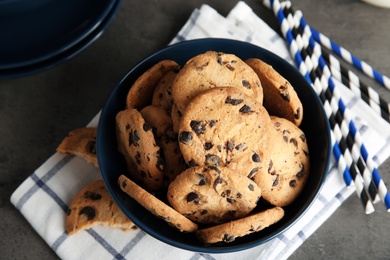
xmin=66 ymin=180 xmax=135 ymax=235
xmin=115 ymin=108 xmax=164 ymax=191
xmin=253 ymin=116 xmax=310 ymax=207
xmin=246 ymin=58 xmax=303 ymax=126
xmin=178 ymin=87 xmax=272 ymax=179
xmin=57 ymin=127 xmax=98 ymax=167
xmin=167 ymin=165 xmax=261 ymax=224
xmin=196 ymin=206 xmax=284 ymax=244
xmin=171 ymin=51 xmax=263 ymax=114
xmin=119 ymin=174 xmax=198 ymax=232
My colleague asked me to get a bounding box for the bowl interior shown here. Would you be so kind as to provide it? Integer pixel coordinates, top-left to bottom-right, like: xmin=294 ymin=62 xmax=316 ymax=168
xmin=97 ymin=38 xmax=331 ymax=253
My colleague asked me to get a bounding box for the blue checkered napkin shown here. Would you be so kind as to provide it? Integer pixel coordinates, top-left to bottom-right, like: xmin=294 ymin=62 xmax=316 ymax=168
xmin=10 ymin=2 xmax=390 ymax=260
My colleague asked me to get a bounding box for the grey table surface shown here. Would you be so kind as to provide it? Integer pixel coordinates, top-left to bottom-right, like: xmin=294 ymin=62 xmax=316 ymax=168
xmin=1 ymin=0 xmax=390 ymax=259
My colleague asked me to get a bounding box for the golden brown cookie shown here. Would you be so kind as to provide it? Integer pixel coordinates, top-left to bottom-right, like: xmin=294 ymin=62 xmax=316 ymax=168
xmin=246 ymin=58 xmax=303 ymax=126
xmin=118 ymin=174 xmax=198 ymax=232
xmin=66 ymin=180 xmax=135 ymax=235
xmin=56 ymin=127 xmax=98 ymax=167
xmin=126 ymin=60 xmax=180 ymax=110
xmin=196 ymin=207 xmax=284 ymax=244
xmin=115 ymin=108 xmax=164 ymax=191
xmin=140 ymin=105 xmax=187 ymax=185
xmin=178 ymin=87 xmax=272 ymax=179
xmin=253 ymin=116 xmax=310 ymax=207
xmin=151 ymin=69 xmax=180 ymax=114
xmin=167 ymin=165 xmax=261 ymax=224
xmin=171 ymin=51 xmax=263 ymax=114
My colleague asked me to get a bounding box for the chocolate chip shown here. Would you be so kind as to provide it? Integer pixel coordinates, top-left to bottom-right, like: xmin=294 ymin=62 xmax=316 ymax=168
xmin=239 ymin=104 xmax=253 ymax=113
xmin=143 ymin=123 xmax=152 ymax=132
xmin=252 ymin=153 xmax=261 ymax=162
xmin=236 ymin=192 xmax=242 ymax=198
xmin=201 ymin=209 xmax=208 ymax=215
xmin=207 ymin=165 xmax=221 ymax=174
xmin=221 ymin=189 xmax=231 ymax=197
xmin=213 ymin=176 xmax=223 ymax=189
xmin=186 ymin=192 xmax=200 ymax=203
xmin=196 ymin=61 xmax=209 ymax=71
xmin=272 ymin=174 xmax=279 ymax=186
xmin=295 ymin=107 xmax=301 ymax=119
xmin=296 ymin=165 xmax=305 ymax=178
xmin=204 ymin=142 xmax=213 ymax=150
xmin=85 ymin=140 xmax=95 ymax=155
xmin=197 ymin=174 xmax=207 ymax=186
xmin=290 ymin=138 xmax=298 ymax=147
xmin=84 ymin=191 xmax=102 ymax=201
xmin=225 ymin=64 xmax=235 ymax=71
xmin=227 ymin=140 xmax=234 ymax=151
xmin=268 ymin=160 xmax=273 ymax=172
xmin=187 ymin=159 xmax=198 ymax=167
xmin=235 ymin=143 xmax=245 ymax=150
xmin=209 ymin=120 xmax=217 ymax=127
xmin=279 ymin=85 xmax=290 ymax=101
xmin=248 ymin=168 xmax=258 ymax=178
xmin=125 ymin=124 xmax=130 ymax=130
xmin=122 ymin=180 xmax=127 ymax=188
xmin=248 ymin=183 xmax=254 ymax=191
xmin=129 ymin=130 xmax=140 ymax=146
xmin=79 ymin=206 xmax=96 ymax=220
xmin=299 ymin=133 xmax=306 ymax=142
xmin=242 ymin=79 xmax=251 ymax=89
xmin=217 ymin=145 xmax=222 ymax=152
xmin=156 ymin=149 xmax=164 ymax=171
xmin=223 ymin=234 xmax=236 ymax=243
xmin=205 ymin=154 xmax=221 ymax=166
xmin=225 ymin=96 xmax=243 ymax=105
xmin=283 ymin=136 xmax=288 ymax=142
xmin=289 ymin=179 xmax=297 ymax=187
xmin=179 ymin=131 xmax=192 ymax=144
xmin=190 ymin=120 xmax=206 ymax=135
xmin=226 ymin=198 xmax=236 ymax=204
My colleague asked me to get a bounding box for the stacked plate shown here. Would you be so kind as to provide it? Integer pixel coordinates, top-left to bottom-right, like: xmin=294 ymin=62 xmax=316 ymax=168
xmin=0 ymin=0 xmax=123 ymax=78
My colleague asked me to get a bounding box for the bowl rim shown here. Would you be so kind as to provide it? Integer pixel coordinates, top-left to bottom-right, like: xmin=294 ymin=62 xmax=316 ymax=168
xmin=97 ymin=38 xmax=332 ymax=253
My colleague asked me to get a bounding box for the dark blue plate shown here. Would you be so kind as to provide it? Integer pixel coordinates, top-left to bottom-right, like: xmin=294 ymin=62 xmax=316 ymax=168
xmin=97 ymin=39 xmax=331 ymax=253
xmin=0 ymin=0 xmax=122 ymax=79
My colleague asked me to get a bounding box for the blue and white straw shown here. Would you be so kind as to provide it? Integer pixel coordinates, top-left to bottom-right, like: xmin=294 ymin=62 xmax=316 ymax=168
xmin=282 ymin=4 xmax=380 ymax=205
xmin=265 ymin=0 xmax=390 ymax=212
xmin=294 ymin=8 xmax=390 ymax=212
xmin=264 ymin=0 xmax=375 ymax=213
xmin=310 ymin=28 xmax=390 ymax=91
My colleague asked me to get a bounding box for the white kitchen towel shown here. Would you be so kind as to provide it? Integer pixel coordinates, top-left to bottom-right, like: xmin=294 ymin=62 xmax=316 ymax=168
xmin=11 ymin=2 xmax=390 ymax=260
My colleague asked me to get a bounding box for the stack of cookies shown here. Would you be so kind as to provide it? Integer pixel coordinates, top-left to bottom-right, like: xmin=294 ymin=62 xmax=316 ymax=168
xmin=116 ymin=51 xmax=310 ymax=244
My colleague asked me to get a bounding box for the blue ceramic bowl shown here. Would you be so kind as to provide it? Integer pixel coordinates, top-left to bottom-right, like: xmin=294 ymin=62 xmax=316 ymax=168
xmin=97 ymin=38 xmax=331 ymax=253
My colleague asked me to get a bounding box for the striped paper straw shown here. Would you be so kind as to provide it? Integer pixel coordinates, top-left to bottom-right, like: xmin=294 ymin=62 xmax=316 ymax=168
xmin=322 ymin=50 xmax=390 ymax=123
xmin=281 ymin=3 xmax=377 ymax=211
xmin=310 ymin=27 xmax=390 ymax=91
xmin=265 ymin=0 xmax=375 ymax=213
xmin=282 ymin=4 xmax=380 ymax=204
xmin=290 ymin=4 xmax=390 ymax=211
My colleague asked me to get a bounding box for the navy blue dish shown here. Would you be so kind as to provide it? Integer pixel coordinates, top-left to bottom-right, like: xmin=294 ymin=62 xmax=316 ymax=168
xmin=0 ymin=0 xmax=122 ymax=78
xmin=97 ymin=39 xmax=331 ymax=253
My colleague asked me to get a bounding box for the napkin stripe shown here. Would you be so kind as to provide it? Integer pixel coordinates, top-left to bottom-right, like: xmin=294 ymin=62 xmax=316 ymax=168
xmin=86 ymin=229 xmax=125 ymax=259
xmin=118 ymin=231 xmax=146 ymax=257
xmin=15 ymin=155 xmax=73 ymax=211
xmin=51 ymin=232 xmax=68 ymax=251
xmin=30 ymin=173 xmax=71 ymax=214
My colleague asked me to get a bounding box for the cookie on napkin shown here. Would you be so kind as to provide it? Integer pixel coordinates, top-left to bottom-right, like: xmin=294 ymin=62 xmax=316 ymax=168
xmin=66 ymin=180 xmax=135 ymax=235
xmin=56 ymin=127 xmax=98 ymax=167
